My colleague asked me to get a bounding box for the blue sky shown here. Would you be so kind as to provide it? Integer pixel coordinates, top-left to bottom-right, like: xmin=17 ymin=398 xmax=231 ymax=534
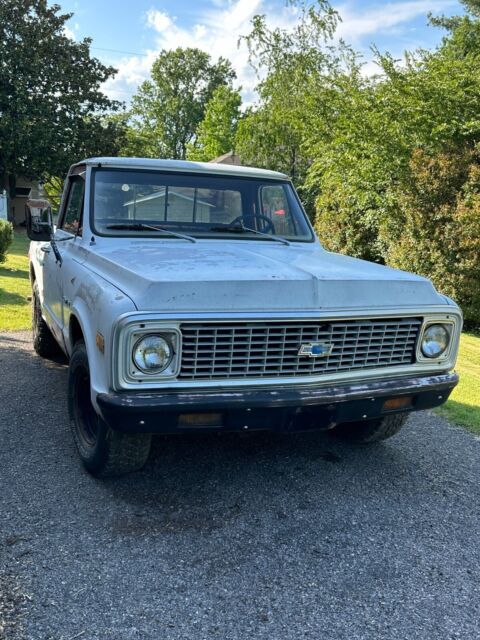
xmin=58 ymin=0 xmax=465 ymax=103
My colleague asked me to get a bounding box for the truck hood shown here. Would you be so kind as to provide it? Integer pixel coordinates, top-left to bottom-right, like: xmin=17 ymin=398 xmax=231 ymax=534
xmin=82 ymin=239 xmax=444 ymax=313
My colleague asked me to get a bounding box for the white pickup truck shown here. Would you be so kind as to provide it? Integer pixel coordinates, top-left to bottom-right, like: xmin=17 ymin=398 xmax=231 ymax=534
xmin=28 ymin=157 xmax=462 ymax=477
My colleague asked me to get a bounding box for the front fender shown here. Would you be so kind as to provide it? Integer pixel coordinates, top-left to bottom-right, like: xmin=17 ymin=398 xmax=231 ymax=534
xmin=67 ymin=272 xmax=136 ymax=408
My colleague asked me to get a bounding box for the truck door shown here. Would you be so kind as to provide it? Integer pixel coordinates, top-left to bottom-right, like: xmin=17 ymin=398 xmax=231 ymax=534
xmin=42 ymin=176 xmax=85 ymax=345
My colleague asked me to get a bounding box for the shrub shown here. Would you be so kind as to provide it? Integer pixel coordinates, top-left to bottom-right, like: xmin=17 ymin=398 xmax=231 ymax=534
xmin=0 ymin=219 xmax=13 ymax=264
xmin=385 ymin=147 xmax=480 ymax=327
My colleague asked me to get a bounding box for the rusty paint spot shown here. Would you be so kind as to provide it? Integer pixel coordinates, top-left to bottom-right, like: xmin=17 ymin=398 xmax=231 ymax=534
xmin=96 ymin=332 xmax=105 ymax=354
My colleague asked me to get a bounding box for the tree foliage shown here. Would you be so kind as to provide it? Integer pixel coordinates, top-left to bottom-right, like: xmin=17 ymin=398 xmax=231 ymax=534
xmin=235 ymin=1 xmax=356 ymax=218
xmin=312 ymin=4 xmax=480 ymax=266
xmin=0 ymin=0 xmax=123 ymax=193
xmin=3 ymin=0 xmax=479 ymax=322
xmin=187 ymin=85 xmax=242 ymax=161
xmin=236 ymin=0 xmax=480 ymax=322
xmin=386 ymin=148 xmax=480 ymax=325
xmin=126 ymin=48 xmax=236 ymax=160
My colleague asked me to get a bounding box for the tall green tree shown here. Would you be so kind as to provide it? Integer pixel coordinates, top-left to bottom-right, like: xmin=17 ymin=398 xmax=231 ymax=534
xmin=0 ymin=0 xmax=123 ymax=195
xmin=235 ymin=0 xmax=354 ymax=216
xmin=187 ymin=85 xmax=242 ymax=161
xmin=126 ymin=48 xmax=236 ymax=160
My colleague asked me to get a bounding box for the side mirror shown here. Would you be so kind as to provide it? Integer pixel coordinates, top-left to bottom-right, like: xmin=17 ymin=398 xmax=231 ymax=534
xmin=26 ymin=207 xmax=53 ymax=242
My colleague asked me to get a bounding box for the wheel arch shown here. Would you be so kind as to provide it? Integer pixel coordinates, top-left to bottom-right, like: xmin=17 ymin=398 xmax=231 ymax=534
xmin=67 ymin=302 xmax=91 ymax=358
xmin=67 ymin=284 xmax=136 ymax=409
xmin=69 ymin=313 xmax=85 ymax=348
xmin=67 ymin=301 xmax=106 ymax=410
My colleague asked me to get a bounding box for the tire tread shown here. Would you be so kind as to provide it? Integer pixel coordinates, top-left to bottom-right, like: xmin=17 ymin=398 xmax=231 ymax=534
xmin=68 ymin=341 xmax=151 ymax=477
xmin=332 ymin=413 xmax=409 ymax=443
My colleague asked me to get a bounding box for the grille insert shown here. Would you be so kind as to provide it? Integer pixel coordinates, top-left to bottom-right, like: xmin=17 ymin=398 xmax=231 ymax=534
xmin=178 ymin=318 xmax=422 ymax=381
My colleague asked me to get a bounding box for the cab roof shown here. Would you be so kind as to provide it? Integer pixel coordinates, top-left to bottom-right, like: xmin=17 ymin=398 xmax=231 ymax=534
xmin=75 ymin=157 xmax=289 ymax=181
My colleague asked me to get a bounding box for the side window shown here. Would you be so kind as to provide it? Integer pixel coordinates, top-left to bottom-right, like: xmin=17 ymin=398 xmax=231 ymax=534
xmin=61 ymin=179 xmax=84 ymax=235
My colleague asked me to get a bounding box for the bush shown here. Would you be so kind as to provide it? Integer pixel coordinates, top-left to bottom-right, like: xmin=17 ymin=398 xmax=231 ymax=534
xmin=0 ymin=220 xmax=13 ymax=264
xmin=385 ymin=148 xmax=480 ymax=327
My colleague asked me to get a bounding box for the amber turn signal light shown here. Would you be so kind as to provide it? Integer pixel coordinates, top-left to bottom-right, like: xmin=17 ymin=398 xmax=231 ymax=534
xmin=382 ymin=395 xmax=413 ymax=412
xmin=177 ymin=412 xmax=223 ymax=427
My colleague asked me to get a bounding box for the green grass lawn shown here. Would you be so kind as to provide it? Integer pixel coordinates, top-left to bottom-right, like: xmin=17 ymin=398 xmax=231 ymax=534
xmin=437 ymin=332 xmax=480 ymax=434
xmin=1 ymin=231 xmax=479 ymax=433
xmin=0 ymin=230 xmax=31 ymax=331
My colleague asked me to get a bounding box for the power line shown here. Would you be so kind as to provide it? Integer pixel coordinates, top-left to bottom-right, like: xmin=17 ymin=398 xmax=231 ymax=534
xmin=88 ymin=46 xmax=153 ymax=99
xmin=91 ymin=46 xmax=149 ymax=57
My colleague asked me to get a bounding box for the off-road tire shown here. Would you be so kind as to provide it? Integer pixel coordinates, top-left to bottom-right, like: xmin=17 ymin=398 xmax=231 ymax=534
xmin=331 ymin=413 xmax=409 ymax=444
xmin=68 ymin=340 xmax=151 ymax=477
xmin=32 ymin=281 xmax=60 ymax=359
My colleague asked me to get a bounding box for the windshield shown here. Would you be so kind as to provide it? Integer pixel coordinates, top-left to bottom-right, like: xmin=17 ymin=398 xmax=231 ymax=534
xmin=91 ymin=169 xmax=313 ymax=241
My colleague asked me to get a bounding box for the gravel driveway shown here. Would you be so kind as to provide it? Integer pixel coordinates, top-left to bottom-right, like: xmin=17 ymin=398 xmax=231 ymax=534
xmin=1 ymin=331 xmax=479 ymax=640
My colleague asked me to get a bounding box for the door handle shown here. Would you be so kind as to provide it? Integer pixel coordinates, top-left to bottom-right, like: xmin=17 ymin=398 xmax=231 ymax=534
xmin=41 ymin=246 xmax=51 ymax=253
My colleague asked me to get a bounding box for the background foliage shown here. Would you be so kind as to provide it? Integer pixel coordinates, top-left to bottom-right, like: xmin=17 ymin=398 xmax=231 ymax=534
xmin=2 ymin=0 xmax=479 ymax=324
xmin=124 ymin=48 xmax=236 ymax=160
xmin=187 ymin=85 xmax=242 ymax=161
xmin=0 ymin=220 xmax=13 ymax=264
xmin=234 ymin=0 xmax=480 ymax=325
xmin=0 ymin=0 xmax=125 ymax=193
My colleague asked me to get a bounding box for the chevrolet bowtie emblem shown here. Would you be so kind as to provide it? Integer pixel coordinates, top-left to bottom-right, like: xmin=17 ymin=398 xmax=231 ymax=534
xmin=298 ymin=342 xmax=333 ymax=358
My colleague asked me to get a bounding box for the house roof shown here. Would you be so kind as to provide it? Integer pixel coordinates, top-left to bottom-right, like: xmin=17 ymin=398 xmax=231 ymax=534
xmin=210 ymin=151 xmax=242 ymax=166
xmin=74 ymin=157 xmax=288 ymax=181
xmin=123 ymin=188 xmax=214 ymax=208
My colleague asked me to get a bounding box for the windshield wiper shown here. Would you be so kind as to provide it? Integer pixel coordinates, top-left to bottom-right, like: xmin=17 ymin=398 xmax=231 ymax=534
xmin=208 ymin=223 xmax=290 ymax=246
xmin=105 ymin=222 xmax=197 ymax=243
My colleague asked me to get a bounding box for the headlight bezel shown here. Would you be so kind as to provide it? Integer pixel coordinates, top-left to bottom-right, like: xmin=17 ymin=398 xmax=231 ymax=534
xmin=114 ymin=319 xmax=182 ymax=386
xmin=132 ymin=333 xmax=175 ymax=374
xmin=416 ymin=320 xmax=455 ymax=363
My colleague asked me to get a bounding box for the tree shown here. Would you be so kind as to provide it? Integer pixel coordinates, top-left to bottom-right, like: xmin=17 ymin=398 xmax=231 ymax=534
xmin=310 ymin=68 xmax=408 ymax=262
xmin=187 ymin=86 xmax=242 ymax=161
xmin=235 ymin=0 xmax=353 ymax=217
xmin=126 ymin=48 xmax=236 ymax=160
xmin=0 ymin=0 xmax=123 ymax=195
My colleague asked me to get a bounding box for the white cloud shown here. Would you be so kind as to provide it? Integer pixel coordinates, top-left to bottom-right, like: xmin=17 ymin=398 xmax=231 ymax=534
xmin=102 ymin=0 xmax=458 ymax=104
xmin=145 ymin=9 xmax=172 ymax=33
xmin=103 ymin=0 xmax=299 ymax=105
xmin=63 ymin=19 xmax=80 ymax=41
xmin=335 ymin=0 xmax=457 ymax=42
xmin=63 ymin=25 xmax=76 ymax=40
xmin=103 ymin=51 xmax=158 ymax=101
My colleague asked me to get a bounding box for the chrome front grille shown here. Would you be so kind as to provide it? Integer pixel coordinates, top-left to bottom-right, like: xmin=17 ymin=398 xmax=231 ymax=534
xmin=178 ymin=318 xmax=422 ymax=381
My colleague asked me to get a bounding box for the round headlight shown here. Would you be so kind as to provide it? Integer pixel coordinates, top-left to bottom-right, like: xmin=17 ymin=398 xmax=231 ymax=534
xmin=421 ymin=324 xmax=450 ymax=358
xmin=133 ymin=334 xmax=173 ymax=374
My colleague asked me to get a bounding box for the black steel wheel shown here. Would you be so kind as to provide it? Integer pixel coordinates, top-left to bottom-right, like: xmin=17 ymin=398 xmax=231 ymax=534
xmin=68 ymin=340 xmax=151 ymax=477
